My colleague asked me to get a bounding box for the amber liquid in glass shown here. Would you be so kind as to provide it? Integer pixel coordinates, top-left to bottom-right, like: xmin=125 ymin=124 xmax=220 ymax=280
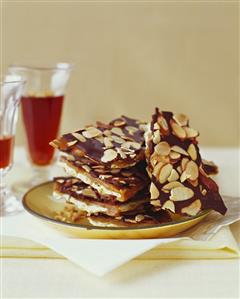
xmin=21 ymin=95 xmax=64 ymax=166
xmin=0 ymin=136 xmax=14 ymax=169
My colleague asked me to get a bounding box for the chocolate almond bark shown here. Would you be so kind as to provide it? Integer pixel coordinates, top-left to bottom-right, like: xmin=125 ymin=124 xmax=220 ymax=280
xmin=145 ymin=108 xmax=227 ymax=216
xmin=50 ymin=116 xmax=146 ymax=169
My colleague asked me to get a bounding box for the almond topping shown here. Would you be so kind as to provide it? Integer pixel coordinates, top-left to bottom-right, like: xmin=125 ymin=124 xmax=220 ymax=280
xmin=153 ymin=162 xmax=164 ymax=178
xmin=158 ymin=116 xmax=169 ymax=132
xmin=169 ymin=151 xmax=181 ymax=160
xmin=153 ymin=130 xmax=161 ymax=144
xmin=185 ymin=160 xmax=199 ymax=181
xmin=150 ymin=182 xmax=160 ymax=199
xmin=101 ymin=149 xmax=118 ymax=163
xmin=135 ymin=214 xmax=145 ymax=222
xmin=188 ymin=144 xmax=197 ymax=161
xmin=111 ymin=135 xmax=125 ymax=144
xmin=171 ymin=146 xmax=189 ymax=156
xmin=111 ymin=127 xmax=124 ymax=136
xmin=126 ymin=126 xmax=138 ymax=134
xmin=103 ymin=137 xmax=113 ymax=148
xmin=82 ymin=127 xmax=102 ymax=138
xmin=181 ymin=157 xmax=190 ymax=171
xmin=72 ymin=132 xmax=86 ymax=143
xmin=103 ymin=130 xmax=112 ymax=137
xmin=162 ymin=181 xmax=184 ymax=191
xmin=150 ymin=199 xmax=161 ymax=207
xmin=159 ymin=164 xmax=173 ymax=184
xmin=173 ymin=113 xmax=189 ymax=126
xmin=181 ymin=199 xmax=201 ymax=216
xmin=155 ymin=141 xmax=171 ymax=156
xmin=171 ymin=122 xmax=186 ymax=139
xmin=184 ymin=127 xmax=199 ymax=138
xmin=170 ymin=186 xmax=194 ymax=201
xmin=113 ymin=119 xmax=126 ymax=127
xmin=121 ymin=141 xmax=141 ymax=150
xmin=162 ymin=200 xmax=175 ymax=213
xmin=116 ymin=148 xmax=127 ymax=159
xmin=67 ymin=140 xmax=78 ymax=147
xmin=168 ymin=169 xmax=179 ymax=182
xmin=153 ymin=123 xmax=160 ymax=130
xmin=180 ymin=171 xmax=191 ymax=182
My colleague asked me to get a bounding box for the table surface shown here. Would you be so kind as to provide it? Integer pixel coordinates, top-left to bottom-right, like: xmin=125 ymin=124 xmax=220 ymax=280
xmin=2 ymin=147 xmax=240 ymax=299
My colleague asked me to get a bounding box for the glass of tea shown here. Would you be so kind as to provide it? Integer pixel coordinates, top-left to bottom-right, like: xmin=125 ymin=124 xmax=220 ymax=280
xmin=0 ymin=76 xmax=25 ymax=216
xmin=8 ymin=63 xmax=73 ymax=192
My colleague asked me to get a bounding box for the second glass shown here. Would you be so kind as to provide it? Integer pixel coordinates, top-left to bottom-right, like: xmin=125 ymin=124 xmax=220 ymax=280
xmin=8 ymin=63 xmax=73 ymax=192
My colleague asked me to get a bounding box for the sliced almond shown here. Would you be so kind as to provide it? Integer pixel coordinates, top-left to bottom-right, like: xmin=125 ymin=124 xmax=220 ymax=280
xmin=159 ymin=164 xmax=173 ymax=184
xmin=72 ymin=132 xmax=86 ymax=143
xmin=169 ymin=151 xmax=181 ymax=160
xmin=67 ymin=140 xmax=78 ymax=147
xmin=150 ymin=199 xmax=161 ymax=207
xmin=135 ymin=214 xmax=145 ymax=222
xmin=181 ymin=158 xmax=190 ymax=171
xmin=170 ymin=186 xmax=194 ymax=201
xmin=185 ymin=160 xmax=199 ymax=181
xmin=171 ymin=122 xmax=186 ymax=139
xmin=158 ymin=116 xmax=169 ymax=132
xmin=180 ymin=171 xmax=191 ymax=183
xmin=153 ymin=123 xmax=160 ymax=130
xmin=184 ymin=127 xmax=199 ymax=138
xmin=189 ymin=179 xmax=198 ymax=187
xmin=111 ymin=127 xmax=124 ymax=137
xmin=173 ymin=113 xmax=189 ymax=126
xmin=168 ymin=169 xmax=179 ymax=182
xmin=95 ymin=136 xmax=104 ymax=143
xmin=153 ymin=162 xmax=164 ymax=178
xmin=154 ymin=141 xmax=171 ymax=156
xmin=171 ymin=145 xmax=189 ymax=156
xmin=202 ymin=189 xmax=207 ymax=196
xmin=150 ymin=182 xmax=160 ymax=199
xmin=113 ymin=119 xmax=126 ymax=127
xmin=188 ymin=144 xmax=197 ymax=161
xmin=101 ymin=149 xmax=118 ymax=163
xmin=162 ymin=181 xmax=184 ymax=191
xmin=121 ymin=141 xmax=141 ymax=150
xmin=116 ymin=148 xmax=127 ymax=159
xmin=111 ymin=135 xmax=125 ymax=144
xmin=162 ymin=200 xmax=175 ymax=213
xmin=126 ymin=126 xmax=138 ymax=134
xmin=181 ymin=199 xmax=201 ymax=216
xmin=82 ymin=127 xmax=102 ymax=138
xmin=103 ymin=137 xmax=113 ymax=148
xmin=103 ymin=130 xmax=112 ymax=137
xmin=153 ymin=130 xmax=161 ymax=144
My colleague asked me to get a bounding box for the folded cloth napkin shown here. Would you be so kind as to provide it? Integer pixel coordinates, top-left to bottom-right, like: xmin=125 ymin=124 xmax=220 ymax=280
xmin=1 ymin=196 xmax=240 ymax=276
xmin=1 ymin=226 xmax=239 ymax=260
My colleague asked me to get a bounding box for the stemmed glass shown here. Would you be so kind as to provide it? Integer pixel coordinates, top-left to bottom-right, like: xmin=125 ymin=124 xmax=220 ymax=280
xmin=8 ymin=63 xmax=73 ymax=194
xmin=0 ymin=76 xmax=26 ymax=216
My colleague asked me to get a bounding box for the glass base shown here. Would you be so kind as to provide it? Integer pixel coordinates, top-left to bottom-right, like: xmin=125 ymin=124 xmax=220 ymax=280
xmin=12 ymin=165 xmax=51 ymax=197
xmin=0 ymin=189 xmax=23 ymax=216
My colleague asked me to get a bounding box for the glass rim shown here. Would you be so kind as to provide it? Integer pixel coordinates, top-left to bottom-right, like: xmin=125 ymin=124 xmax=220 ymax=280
xmin=8 ymin=63 xmax=74 ymax=71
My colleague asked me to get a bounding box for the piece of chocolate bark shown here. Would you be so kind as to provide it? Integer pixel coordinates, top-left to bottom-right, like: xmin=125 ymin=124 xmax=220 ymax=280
xmin=53 ymin=177 xmax=150 ymax=217
xmin=145 ymin=108 xmax=227 ymax=216
xmin=58 ymin=156 xmax=149 ymax=202
xmin=50 ymin=116 xmax=146 ymax=169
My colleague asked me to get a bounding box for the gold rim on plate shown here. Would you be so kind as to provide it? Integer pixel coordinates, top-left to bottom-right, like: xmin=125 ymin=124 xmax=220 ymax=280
xmin=22 ymin=181 xmax=210 ymax=239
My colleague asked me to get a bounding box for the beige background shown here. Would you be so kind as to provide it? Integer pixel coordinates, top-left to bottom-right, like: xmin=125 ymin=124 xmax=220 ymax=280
xmin=2 ymin=1 xmax=239 ymax=146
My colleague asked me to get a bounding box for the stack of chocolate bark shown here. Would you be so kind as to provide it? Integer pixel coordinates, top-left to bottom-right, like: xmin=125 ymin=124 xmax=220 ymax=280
xmin=51 ymin=116 xmax=170 ymax=226
xmin=51 ymin=109 xmax=227 ymax=227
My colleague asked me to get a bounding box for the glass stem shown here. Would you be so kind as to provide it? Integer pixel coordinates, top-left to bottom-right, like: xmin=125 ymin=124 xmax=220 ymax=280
xmin=0 ymin=169 xmax=8 ymax=207
xmin=32 ymin=165 xmax=51 ymax=184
